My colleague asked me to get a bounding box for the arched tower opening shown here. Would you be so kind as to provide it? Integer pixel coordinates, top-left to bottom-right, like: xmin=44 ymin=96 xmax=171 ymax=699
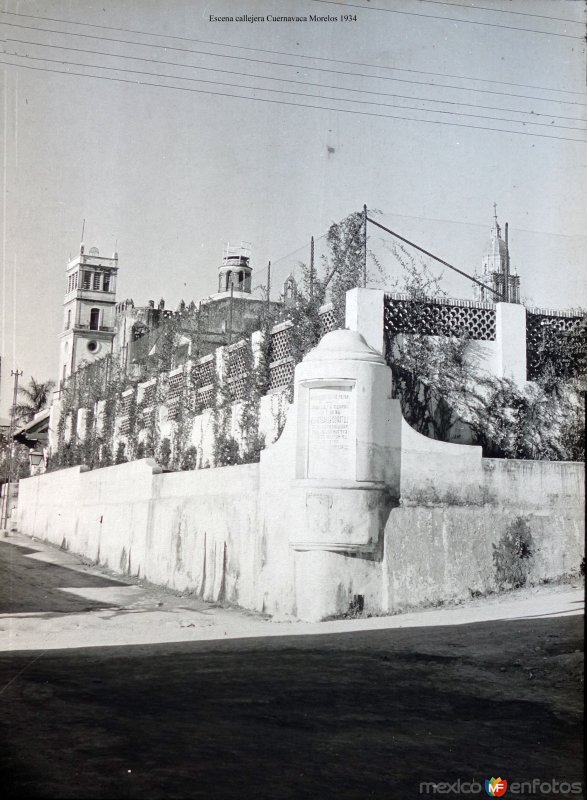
xmin=217 ymin=242 xmax=252 ymax=294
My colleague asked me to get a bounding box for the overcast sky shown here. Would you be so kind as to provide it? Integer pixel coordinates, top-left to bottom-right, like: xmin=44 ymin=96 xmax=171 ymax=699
xmin=1 ymin=0 xmax=585 ymax=415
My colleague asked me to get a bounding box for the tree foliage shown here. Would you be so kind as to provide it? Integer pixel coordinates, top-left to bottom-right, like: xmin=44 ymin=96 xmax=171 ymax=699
xmin=388 ymin=245 xmax=585 ymax=461
xmin=14 ymin=377 xmax=55 ymax=425
xmin=327 ymin=211 xmax=365 ymax=328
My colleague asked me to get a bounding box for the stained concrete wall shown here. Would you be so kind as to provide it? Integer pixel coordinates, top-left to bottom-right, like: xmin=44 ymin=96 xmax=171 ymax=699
xmin=16 ymin=434 xmax=584 ymax=621
xmin=386 ymin=423 xmax=584 ymax=611
xmin=17 ymin=332 xmax=585 ymax=622
xmin=17 ymin=459 xmax=280 ymax=611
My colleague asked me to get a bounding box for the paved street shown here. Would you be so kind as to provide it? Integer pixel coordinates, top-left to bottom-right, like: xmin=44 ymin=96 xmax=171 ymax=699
xmin=0 ymin=536 xmax=583 ymax=799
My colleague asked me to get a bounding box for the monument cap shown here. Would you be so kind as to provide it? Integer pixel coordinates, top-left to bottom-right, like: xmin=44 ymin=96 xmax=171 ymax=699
xmin=305 ymin=329 xmax=385 ymax=364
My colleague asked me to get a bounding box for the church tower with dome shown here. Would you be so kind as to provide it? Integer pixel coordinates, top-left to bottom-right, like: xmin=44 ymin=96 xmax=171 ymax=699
xmin=473 ymin=205 xmax=521 ymax=304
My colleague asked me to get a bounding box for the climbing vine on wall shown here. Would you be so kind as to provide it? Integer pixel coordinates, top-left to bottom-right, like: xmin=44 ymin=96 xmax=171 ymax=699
xmin=212 ymin=349 xmax=240 ymax=467
xmin=238 ymin=337 xmax=265 ymax=464
xmin=48 ymin=210 xmax=373 ymax=473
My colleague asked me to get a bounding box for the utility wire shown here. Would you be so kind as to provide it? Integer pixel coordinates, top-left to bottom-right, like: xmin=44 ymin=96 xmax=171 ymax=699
xmin=415 ymin=0 xmax=582 ymax=25
xmin=367 ymin=216 xmax=500 ymax=295
xmin=1 ymin=57 xmax=583 ymax=143
xmin=374 ymin=211 xmax=587 ymax=240
xmin=7 ymin=50 xmax=582 ymax=132
xmin=1 ymin=20 xmax=585 ymax=107
xmin=8 ymin=38 xmax=583 ymax=123
xmin=0 ymin=9 xmax=581 ymax=95
xmin=271 ymin=234 xmax=328 ymax=268
xmin=310 ymin=0 xmax=583 ymax=39
xmin=250 ymin=235 xmax=329 ymax=294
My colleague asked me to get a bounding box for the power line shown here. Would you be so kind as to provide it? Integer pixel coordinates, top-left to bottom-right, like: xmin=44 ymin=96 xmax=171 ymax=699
xmin=1 ymin=20 xmax=585 ymax=107
xmin=0 ymin=54 xmax=584 ymax=143
xmin=271 ymin=234 xmax=328 ymax=269
xmin=1 ymin=56 xmax=584 ymax=143
xmin=7 ymin=50 xmax=582 ymax=132
xmin=310 ymin=0 xmax=583 ymax=39
xmin=0 ymin=8 xmax=581 ymax=95
xmin=366 ymin=215 xmax=500 ymax=295
xmin=9 ymin=37 xmax=583 ymax=123
xmin=374 ymin=210 xmax=587 ymax=240
xmin=3 ymin=55 xmax=585 ymax=144
xmin=7 ymin=37 xmax=583 ymax=123
xmin=415 ymin=0 xmax=582 ymax=25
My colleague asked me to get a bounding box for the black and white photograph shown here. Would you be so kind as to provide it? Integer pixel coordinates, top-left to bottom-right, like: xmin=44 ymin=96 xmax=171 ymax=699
xmin=0 ymin=1 xmax=585 ymax=798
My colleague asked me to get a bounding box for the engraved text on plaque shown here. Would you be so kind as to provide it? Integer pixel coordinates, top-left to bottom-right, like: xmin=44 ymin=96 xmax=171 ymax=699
xmin=307 ymin=384 xmax=355 ymax=479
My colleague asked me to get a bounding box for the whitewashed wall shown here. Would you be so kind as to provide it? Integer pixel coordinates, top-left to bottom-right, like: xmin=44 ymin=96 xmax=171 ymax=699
xmin=18 ymin=343 xmax=584 ymax=623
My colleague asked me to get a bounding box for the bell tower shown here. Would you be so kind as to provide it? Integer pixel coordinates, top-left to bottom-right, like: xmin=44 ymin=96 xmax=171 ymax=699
xmin=217 ymin=241 xmax=252 ymax=295
xmin=57 ymin=244 xmax=118 ymax=385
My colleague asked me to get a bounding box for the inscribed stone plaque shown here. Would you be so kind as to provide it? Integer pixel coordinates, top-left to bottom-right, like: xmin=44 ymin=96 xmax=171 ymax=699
xmin=307 ymin=385 xmax=355 ymax=479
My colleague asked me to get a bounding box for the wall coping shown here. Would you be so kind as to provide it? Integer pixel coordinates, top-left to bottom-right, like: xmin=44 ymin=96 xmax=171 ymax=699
xmin=526 ymin=306 xmax=585 ymax=319
xmin=385 ymin=291 xmax=495 ymax=311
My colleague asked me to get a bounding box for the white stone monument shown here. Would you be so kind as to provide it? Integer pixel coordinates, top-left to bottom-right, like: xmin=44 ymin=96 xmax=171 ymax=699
xmin=286 ymin=329 xmax=402 ymax=619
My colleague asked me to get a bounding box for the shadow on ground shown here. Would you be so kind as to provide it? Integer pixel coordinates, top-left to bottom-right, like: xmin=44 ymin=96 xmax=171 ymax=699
xmin=0 ymin=614 xmax=583 ymax=799
xmin=0 ymin=542 xmax=122 ymax=614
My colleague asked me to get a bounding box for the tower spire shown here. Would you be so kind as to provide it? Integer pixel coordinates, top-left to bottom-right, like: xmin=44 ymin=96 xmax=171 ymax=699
xmin=492 ymin=202 xmax=501 ymax=238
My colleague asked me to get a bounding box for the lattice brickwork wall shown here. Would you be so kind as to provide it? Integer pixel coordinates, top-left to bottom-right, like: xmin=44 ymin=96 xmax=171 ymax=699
xmin=319 ymin=303 xmax=338 ymax=336
xmin=526 ymin=308 xmax=585 ymax=381
xmin=167 ymin=369 xmax=185 ymax=421
xmin=384 ymin=294 xmax=496 ymax=342
xmin=228 ymin=342 xmax=248 ymax=402
xmin=197 ymin=386 xmax=215 ymax=410
xmin=118 ymin=392 xmax=133 ymax=435
xmin=193 ymin=357 xmax=215 ymax=387
xmin=70 ymin=306 xmax=344 ymax=447
xmin=139 ymin=382 xmax=157 ymax=427
xmin=269 ymin=322 xmax=294 ymax=390
xmin=192 ymin=356 xmax=215 ymax=410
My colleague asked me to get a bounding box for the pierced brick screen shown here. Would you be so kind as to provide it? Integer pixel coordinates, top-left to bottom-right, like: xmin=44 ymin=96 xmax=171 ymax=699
xmin=197 ymin=386 xmax=215 ymax=409
xmin=119 ymin=393 xmax=133 ymax=435
xmin=319 ymin=304 xmax=338 ymax=336
xmin=384 ymin=294 xmax=497 ymax=342
xmin=192 ymin=358 xmax=214 ymax=387
xmin=227 ymin=342 xmax=248 ymax=402
xmin=526 ymin=309 xmax=585 ymax=381
xmin=167 ymin=370 xmax=185 ymax=420
xmin=139 ymin=382 xmax=156 ymax=427
xmin=269 ymin=323 xmax=294 ymax=390
xmin=191 ymin=357 xmax=215 ymax=410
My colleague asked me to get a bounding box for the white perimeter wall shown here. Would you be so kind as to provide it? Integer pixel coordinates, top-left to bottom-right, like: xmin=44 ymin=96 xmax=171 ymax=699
xmin=17 ymin=413 xmax=584 ymax=621
xmin=17 ymin=458 xmax=297 ymax=616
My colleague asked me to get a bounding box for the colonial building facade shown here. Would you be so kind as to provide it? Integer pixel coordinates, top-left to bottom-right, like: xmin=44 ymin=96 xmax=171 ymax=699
xmin=58 ymin=241 xmax=287 ymax=383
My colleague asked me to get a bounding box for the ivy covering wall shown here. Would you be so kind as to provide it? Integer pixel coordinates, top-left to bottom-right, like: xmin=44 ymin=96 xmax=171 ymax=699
xmin=49 ymin=304 xmax=337 ymax=473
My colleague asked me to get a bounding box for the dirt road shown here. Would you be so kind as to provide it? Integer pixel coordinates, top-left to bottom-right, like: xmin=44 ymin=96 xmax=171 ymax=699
xmin=0 ymin=535 xmax=583 ymax=799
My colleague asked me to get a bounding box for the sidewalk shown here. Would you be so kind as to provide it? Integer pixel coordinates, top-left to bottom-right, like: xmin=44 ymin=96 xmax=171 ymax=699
xmin=0 ymin=533 xmax=583 ymax=652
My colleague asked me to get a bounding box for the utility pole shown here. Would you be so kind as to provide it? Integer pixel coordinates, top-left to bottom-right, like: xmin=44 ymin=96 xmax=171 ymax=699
xmin=227 ymin=282 xmax=234 ymax=347
xmin=363 ymin=204 xmax=368 ymax=288
xmin=266 ymin=261 xmax=271 ymax=311
xmin=1 ymin=369 xmax=23 ymax=533
xmin=309 ymin=237 xmax=314 ymax=299
xmin=504 ymin=222 xmax=510 ymax=303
